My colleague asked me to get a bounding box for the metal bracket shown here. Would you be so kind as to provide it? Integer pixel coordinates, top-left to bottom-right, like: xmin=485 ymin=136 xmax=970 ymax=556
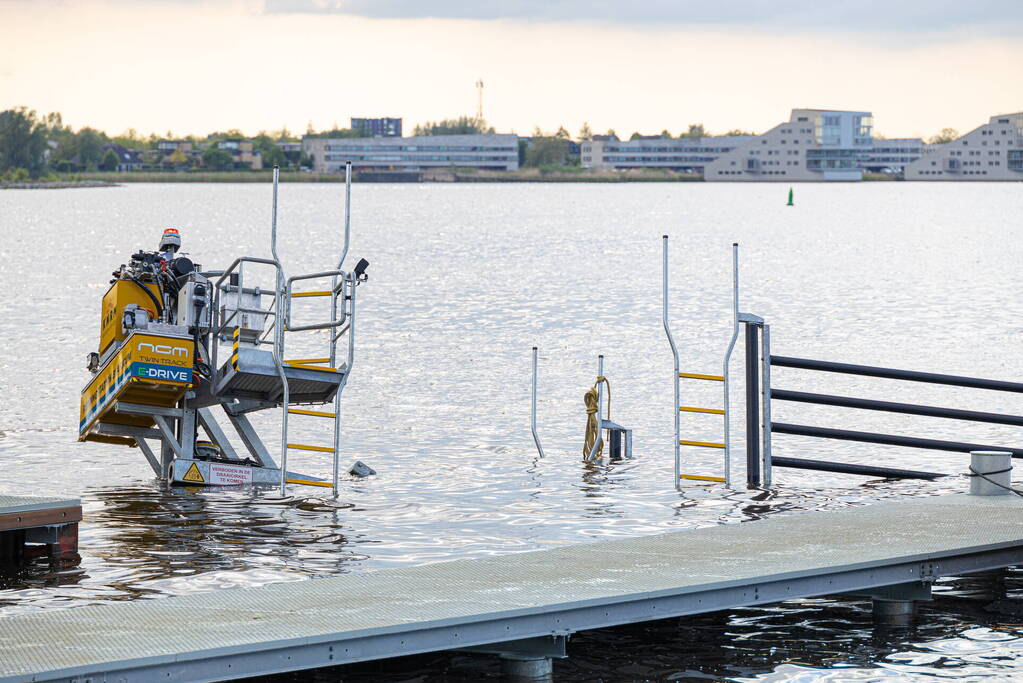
xmin=456 ymin=634 xmax=568 ymax=659
xmin=841 ymin=580 xmax=932 ymax=601
xmin=152 ymin=415 xmax=187 ymax=460
xmin=197 ymin=408 xmax=241 ymax=460
xmin=115 ymin=402 xmax=184 ymax=419
xmin=738 ymin=312 xmax=764 ymax=325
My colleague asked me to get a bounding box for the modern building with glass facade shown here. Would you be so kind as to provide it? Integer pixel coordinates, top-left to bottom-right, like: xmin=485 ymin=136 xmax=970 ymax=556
xmin=303 ymin=133 xmax=519 ymax=172
xmin=904 ymin=112 xmax=1023 ymax=181
xmin=351 ymin=117 xmax=402 ymax=137
xmin=581 ymin=136 xmax=753 ymax=173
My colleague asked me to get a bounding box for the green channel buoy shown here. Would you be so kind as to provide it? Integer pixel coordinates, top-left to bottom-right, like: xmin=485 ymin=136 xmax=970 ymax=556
xmin=786 ymin=187 xmax=794 ymax=206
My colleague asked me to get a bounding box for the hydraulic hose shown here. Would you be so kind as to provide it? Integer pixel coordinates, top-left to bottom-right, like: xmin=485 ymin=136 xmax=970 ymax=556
xmin=131 ymin=278 xmax=164 ymax=318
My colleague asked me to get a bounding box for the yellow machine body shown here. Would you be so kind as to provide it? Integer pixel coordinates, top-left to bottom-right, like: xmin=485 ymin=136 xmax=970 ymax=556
xmin=79 ymin=331 xmax=195 ymax=445
xmin=100 ymin=280 xmax=161 ymax=355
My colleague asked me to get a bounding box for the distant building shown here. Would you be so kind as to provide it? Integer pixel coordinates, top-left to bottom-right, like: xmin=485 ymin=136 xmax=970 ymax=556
xmin=582 ymin=136 xmax=753 ymax=174
xmin=303 ymin=133 xmax=519 ymax=172
xmin=102 ymin=144 xmax=143 ymax=172
xmin=351 ymin=117 xmax=402 ymax=138
xmin=276 ymin=141 xmax=303 ymax=153
xmin=904 ymin=113 xmax=1023 ymax=181
xmin=216 ymin=139 xmax=263 ymax=170
xmin=860 ymin=139 xmax=924 ymax=174
xmin=155 ymin=140 xmax=198 ymax=169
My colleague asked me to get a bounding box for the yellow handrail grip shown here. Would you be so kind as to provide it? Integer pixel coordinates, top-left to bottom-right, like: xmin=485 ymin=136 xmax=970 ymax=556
xmin=679 ymin=439 xmax=726 ymax=449
xmin=286 ymin=478 xmax=333 ymax=487
xmin=679 ymin=406 xmax=725 ymax=415
xmin=287 ymin=443 xmax=335 ymax=453
xmin=291 ymin=291 xmax=332 ymax=298
xmin=679 ymin=372 xmax=725 ymax=382
xmin=288 ymin=409 xmax=336 ymax=418
xmin=679 ymin=474 xmax=726 ymax=483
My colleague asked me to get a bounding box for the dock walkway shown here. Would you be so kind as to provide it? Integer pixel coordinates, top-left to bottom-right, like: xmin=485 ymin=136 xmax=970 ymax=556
xmin=1 ymin=493 xmax=1021 ymax=682
xmin=0 ymin=494 xmax=81 ymax=564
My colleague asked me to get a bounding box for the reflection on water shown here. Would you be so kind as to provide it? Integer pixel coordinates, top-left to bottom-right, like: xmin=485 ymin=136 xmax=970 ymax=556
xmin=3 ymin=182 xmax=1023 ymax=680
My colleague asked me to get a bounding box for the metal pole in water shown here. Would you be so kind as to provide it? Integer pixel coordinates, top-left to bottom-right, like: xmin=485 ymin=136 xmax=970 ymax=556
xmin=722 ymin=243 xmax=740 ymax=487
xmin=662 ymin=236 xmax=681 ymax=490
xmin=531 ymin=347 xmax=545 ymax=458
xmin=269 ymin=166 xmax=290 ymax=497
xmin=744 ymin=322 xmax=761 ymax=486
xmin=761 ymin=324 xmax=773 ymax=486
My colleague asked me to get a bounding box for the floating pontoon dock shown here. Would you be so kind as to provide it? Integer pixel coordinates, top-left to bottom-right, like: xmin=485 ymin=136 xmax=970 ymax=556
xmin=0 ymin=495 xmax=81 ymax=565
xmin=0 ymin=492 xmax=1020 ymax=682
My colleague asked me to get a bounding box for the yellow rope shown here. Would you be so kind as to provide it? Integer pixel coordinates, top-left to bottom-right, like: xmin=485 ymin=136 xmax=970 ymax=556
xmin=583 ymin=375 xmax=611 ymax=460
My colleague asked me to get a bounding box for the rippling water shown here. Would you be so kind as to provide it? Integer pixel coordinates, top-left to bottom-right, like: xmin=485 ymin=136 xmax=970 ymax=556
xmin=2 ymin=181 xmax=1023 ymax=680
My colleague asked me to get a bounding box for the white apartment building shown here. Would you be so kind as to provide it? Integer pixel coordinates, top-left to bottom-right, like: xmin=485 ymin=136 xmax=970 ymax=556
xmin=904 ymin=113 xmax=1023 ymax=181
xmin=581 ymin=136 xmax=753 ymax=173
xmin=303 ymin=133 xmax=519 ymax=172
xmin=705 ymin=109 xmax=883 ymax=181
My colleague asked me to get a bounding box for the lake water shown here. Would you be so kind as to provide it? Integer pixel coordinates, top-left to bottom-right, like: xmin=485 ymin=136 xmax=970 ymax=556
xmin=1 ymin=181 xmax=1022 ymax=681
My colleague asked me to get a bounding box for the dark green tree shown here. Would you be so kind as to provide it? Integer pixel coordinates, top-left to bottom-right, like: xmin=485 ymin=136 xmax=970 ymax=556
xmin=578 ymin=122 xmax=593 ymax=141
xmin=202 ymin=146 xmax=234 ymax=170
xmin=99 ymin=148 xmax=120 ymax=171
xmin=412 ymin=116 xmax=494 ymax=136
xmin=0 ymin=107 xmax=48 ymax=176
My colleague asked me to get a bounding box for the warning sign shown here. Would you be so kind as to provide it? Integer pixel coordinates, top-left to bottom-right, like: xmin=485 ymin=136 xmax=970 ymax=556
xmin=209 ymin=463 xmax=253 ymax=486
xmin=182 ymin=462 xmax=205 ymax=483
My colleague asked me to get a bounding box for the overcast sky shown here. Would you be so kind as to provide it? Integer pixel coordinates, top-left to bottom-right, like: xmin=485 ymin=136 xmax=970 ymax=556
xmin=1 ymin=0 xmax=1020 ymax=138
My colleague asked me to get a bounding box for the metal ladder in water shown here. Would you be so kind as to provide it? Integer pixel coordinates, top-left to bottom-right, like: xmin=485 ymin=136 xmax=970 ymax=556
xmin=270 ymin=163 xmax=358 ymax=498
xmin=662 ymin=236 xmax=739 ymax=488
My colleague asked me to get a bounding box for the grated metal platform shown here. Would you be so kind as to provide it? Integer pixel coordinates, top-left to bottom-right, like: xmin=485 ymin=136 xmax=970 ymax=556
xmin=0 ymin=494 xmax=1021 ymax=682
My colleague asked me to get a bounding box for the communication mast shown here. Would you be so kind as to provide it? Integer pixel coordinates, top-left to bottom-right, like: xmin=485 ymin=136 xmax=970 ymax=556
xmin=476 ymin=78 xmax=484 ymax=125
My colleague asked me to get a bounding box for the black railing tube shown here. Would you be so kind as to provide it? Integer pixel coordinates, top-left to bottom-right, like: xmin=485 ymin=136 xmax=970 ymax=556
xmin=745 ymin=323 xmax=761 ymax=486
xmin=771 ymin=422 xmax=1023 ymax=457
xmin=771 ymin=390 xmax=1023 ymax=427
xmin=770 ymin=456 xmax=944 ymax=480
xmin=769 ymin=356 xmax=1023 ymax=393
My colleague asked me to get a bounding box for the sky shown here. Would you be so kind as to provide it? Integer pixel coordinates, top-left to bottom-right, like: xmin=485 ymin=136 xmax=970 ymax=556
xmin=0 ymin=0 xmax=1020 ymax=139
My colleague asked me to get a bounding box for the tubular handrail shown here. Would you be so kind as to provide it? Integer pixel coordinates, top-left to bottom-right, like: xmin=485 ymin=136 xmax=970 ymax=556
xmin=720 ymin=243 xmax=740 ymax=487
xmin=210 ymin=256 xmax=284 ymax=375
xmin=531 ymin=347 xmax=545 ymax=458
xmin=770 ymin=356 xmax=1023 ymax=393
xmin=285 ymin=269 xmax=349 ymax=332
xmin=662 ymin=236 xmax=681 ymax=489
xmin=268 ymin=166 xmax=290 ymax=496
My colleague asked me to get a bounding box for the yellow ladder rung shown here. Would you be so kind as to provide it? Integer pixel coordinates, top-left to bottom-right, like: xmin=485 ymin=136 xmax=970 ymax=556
xmin=287 ymin=364 xmax=339 ymax=373
xmin=679 ymin=474 xmax=727 ymax=483
xmin=679 ymin=406 xmax=725 ymax=415
xmin=288 ymin=408 xmax=336 ymax=418
xmin=284 ymin=358 xmax=330 ymax=365
xmin=291 ymin=291 xmax=332 ymax=298
xmin=679 ymin=372 xmax=725 ymax=382
xmin=286 ymin=478 xmax=333 ymax=488
xmin=679 ymin=439 xmax=726 ymax=449
xmin=287 ymin=443 xmax=335 ymax=453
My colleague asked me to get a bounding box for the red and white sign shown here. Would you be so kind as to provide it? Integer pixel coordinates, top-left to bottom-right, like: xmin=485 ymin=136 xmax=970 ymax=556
xmin=208 ymin=462 xmax=254 ymax=486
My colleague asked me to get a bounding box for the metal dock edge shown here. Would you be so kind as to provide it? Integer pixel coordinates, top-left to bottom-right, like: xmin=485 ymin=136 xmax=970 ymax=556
xmin=1 ymin=493 xmax=1021 ymax=682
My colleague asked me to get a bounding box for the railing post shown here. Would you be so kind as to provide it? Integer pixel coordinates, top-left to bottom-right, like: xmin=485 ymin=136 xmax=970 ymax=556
xmin=744 ymin=322 xmax=761 ymax=487
xmin=662 ymin=235 xmax=681 ymax=490
xmin=761 ymin=324 xmax=773 ymax=486
xmin=531 ymin=347 xmax=545 ymax=458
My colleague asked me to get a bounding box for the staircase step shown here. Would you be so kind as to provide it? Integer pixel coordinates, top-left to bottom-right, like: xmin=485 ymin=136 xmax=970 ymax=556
xmin=288 ymin=408 xmax=336 ymax=418
xmin=287 ymin=443 xmax=335 ymax=453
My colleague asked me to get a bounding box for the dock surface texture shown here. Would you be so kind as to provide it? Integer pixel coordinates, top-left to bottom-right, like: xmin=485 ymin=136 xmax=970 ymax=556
xmin=1 ymin=493 xmax=1021 ymax=682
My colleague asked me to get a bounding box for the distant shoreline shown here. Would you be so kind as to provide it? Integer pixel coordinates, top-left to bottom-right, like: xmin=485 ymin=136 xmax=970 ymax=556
xmin=3 ymin=171 xmax=907 ymax=187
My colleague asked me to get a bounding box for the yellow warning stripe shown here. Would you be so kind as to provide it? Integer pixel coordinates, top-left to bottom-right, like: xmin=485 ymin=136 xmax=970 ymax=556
xmin=287 ymin=443 xmax=335 ymax=453
xmin=233 ymin=328 xmax=240 ymax=339
xmin=290 ymin=291 xmax=332 ymax=298
xmin=286 ymin=478 xmax=333 ymax=488
xmin=679 ymin=439 xmax=726 ymax=449
xmin=680 ymin=474 xmax=726 ymax=483
xmin=679 ymin=372 xmax=725 ymax=382
xmin=288 ymin=408 xmax=336 ymax=418
xmin=679 ymin=406 xmax=725 ymax=415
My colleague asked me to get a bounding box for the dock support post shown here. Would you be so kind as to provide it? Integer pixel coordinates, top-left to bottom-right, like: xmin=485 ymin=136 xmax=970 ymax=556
xmin=969 ymin=450 xmax=1012 ymax=496
xmin=761 ymin=324 xmax=773 ymax=486
xmin=872 ymin=599 xmax=916 ymax=626
xmin=501 ymin=655 xmax=553 ymax=681
xmin=744 ymin=322 xmax=761 ymax=487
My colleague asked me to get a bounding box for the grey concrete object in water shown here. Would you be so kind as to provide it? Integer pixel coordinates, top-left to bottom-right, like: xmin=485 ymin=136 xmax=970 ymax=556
xmin=970 ymin=451 xmax=1013 ymax=496
xmin=348 ymin=460 xmax=376 ymax=477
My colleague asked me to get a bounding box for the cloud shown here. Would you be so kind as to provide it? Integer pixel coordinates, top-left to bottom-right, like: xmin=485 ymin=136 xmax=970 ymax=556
xmin=262 ymin=0 xmax=1023 ymax=34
